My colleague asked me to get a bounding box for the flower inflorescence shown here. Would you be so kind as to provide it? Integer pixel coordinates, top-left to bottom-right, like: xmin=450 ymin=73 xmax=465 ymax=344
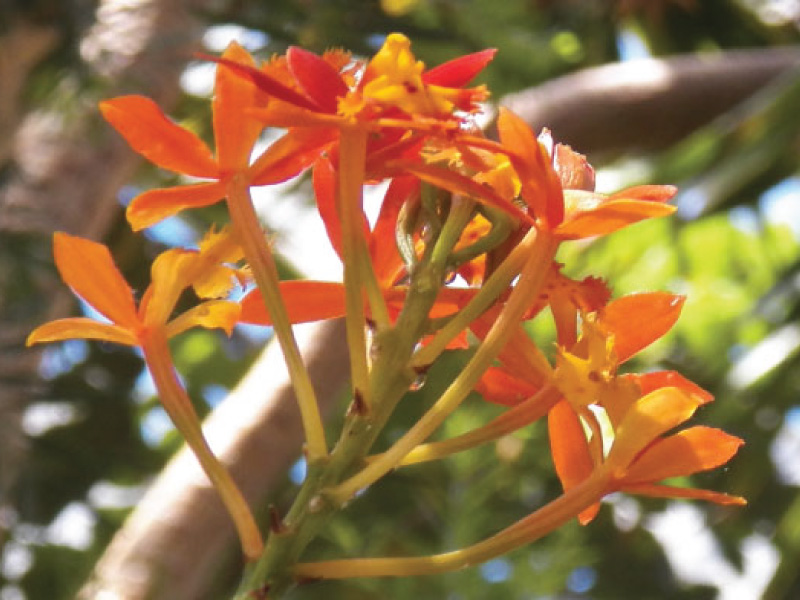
xmin=28 ymin=32 xmax=744 ymax=597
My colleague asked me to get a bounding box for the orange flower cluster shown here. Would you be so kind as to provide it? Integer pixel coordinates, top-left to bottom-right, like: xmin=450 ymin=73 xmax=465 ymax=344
xmin=28 ymin=33 xmax=743 ymax=592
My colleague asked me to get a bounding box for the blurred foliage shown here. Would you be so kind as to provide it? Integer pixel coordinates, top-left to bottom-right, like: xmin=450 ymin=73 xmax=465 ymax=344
xmin=4 ymin=0 xmax=800 ymax=599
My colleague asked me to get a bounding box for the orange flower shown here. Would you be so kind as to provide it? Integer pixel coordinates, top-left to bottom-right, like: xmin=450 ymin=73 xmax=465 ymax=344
xmin=422 ymin=108 xmax=676 ymax=237
xmin=100 ymin=42 xmax=335 ymax=231
xmin=498 ymin=108 xmax=678 ymax=237
xmin=210 ymin=33 xmax=494 ymax=130
xmin=27 ymin=231 xmax=264 ymax=560
xmin=604 ymin=386 xmax=745 ymax=506
xmin=546 ymin=293 xmax=744 ymax=523
xmin=473 ymin=264 xmax=611 ymax=406
xmin=27 ymin=231 xmax=241 ymax=347
xmin=204 ymin=35 xmax=534 ymax=226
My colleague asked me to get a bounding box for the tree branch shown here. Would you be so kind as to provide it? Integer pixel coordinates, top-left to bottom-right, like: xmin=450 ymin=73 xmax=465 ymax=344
xmin=500 ymin=47 xmax=800 ymax=154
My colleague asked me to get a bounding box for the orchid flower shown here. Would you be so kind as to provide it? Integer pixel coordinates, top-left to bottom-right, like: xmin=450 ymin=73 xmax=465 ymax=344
xmin=548 ymin=292 xmax=745 ymax=523
xmin=100 ymin=42 xmax=333 ymax=232
xmin=27 ymin=231 xmax=264 ymax=560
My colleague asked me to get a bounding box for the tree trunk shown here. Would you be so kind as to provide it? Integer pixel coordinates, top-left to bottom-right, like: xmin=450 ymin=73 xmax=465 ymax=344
xmin=0 ymin=0 xmax=205 ymax=553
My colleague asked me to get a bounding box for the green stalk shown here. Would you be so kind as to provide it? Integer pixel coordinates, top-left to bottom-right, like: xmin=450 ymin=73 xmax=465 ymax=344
xmin=233 ymin=194 xmax=481 ymax=599
xmin=337 ymin=128 xmax=376 ymax=410
xmin=293 ymin=467 xmax=611 ymax=579
xmin=226 ymin=176 xmax=328 ymax=460
xmin=411 ymin=226 xmax=546 ymax=369
xmin=142 ymin=329 xmax=263 ymax=561
xmin=392 ymin=384 xmax=560 ymax=466
xmin=328 ymin=230 xmax=558 ymax=504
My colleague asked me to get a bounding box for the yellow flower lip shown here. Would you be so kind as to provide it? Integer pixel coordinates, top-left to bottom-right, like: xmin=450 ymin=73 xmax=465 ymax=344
xmin=27 ymin=231 xmax=244 ymax=351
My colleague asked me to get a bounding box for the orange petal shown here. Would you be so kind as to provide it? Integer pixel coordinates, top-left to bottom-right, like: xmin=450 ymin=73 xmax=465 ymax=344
xmin=626 ymin=371 xmax=713 ymax=405
xmin=607 ymin=387 xmax=700 ymax=472
xmin=27 ymin=318 xmax=138 ymax=347
xmin=287 ymin=46 xmax=348 ymax=113
xmin=423 ymin=49 xmax=497 ymax=88
xmin=476 ymin=366 xmax=538 ymax=406
xmin=393 ymin=159 xmax=535 ymax=226
xmin=204 ymin=55 xmax=320 ymax=111
xmin=621 ymin=483 xmax=747 ymax=506
xmin=100 ymin=96 xmax=218 ymax=178
xmin=496 ymin=108 xmax=563 ymax=228
xmin=213 ymin=42 xmax=265 ymax=172
xmin=624 ymin=426 xmax=744 ymax=484
xmin=126 ymin=182 xmax=227 ymax=231
xmin=249 ymin=127 xmax=338 ymax=186
xmin=548 ymin=400 xmax=600 ymax=524
xmin=239 ymin=281 xmax=347 ymax=324
xmin=549 ymin=400 xmax=594 ymax=491
xmin=500 ymin=327 xmax=552 ymax=388
xmin=53 ymin=233 xmax=139 ymax=329
xmin=145 ymin=249 xmax=197 ymax=326
xmin=165 ymin=300 xmax=241 ymax=338
xmin=313 ymin=155 xmax=345 ymax=259
xmin=600 ymin=293 xmax=685 ymax=363
xmin=249 ymin=103 xmax=345 ymax=129
xmin=607 ymin=184 xmax=677 ymax=203
xmin=555 ymin=197 xmax=676 ymax=239
xmin=429 ymin=287 xmax=479 ymax=319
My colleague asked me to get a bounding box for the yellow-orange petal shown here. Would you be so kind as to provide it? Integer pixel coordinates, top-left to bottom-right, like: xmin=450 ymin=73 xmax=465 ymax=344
xmin=165 ymin=300 xmax=241 ymax=338
xmin=27 ymin=318 xmax=138 ymax=347
xmin=53 ymin=233 xmax=140 ymax=330
xmin=624 ymin=426 xmax=744 ymax=484
xmin=620 ymin=483 xmax=747 ymax=506
xmin=548 ymin=400 xmax=600 ymax=524
xmin=126 ymin=182 xmax=227 ymax=231
xmin=239 ymin=281 xmax=347 ymax=325
xmin=606 ymin=387 xmax=700 ymax=472
xmin=549 ymin=399 xmax=595 ymax=490
xmin=100 ymin=96 xmax=219 ymax=178
xmin=626 ymin=370 xmax=713 ymax=405
xmin=600 ymin=292 xmax=685 ymax=363
xmin=213 ymin=42 xmax=265 ymax=173
xmin=555 ymin=196 xmax=676 ymax=239
xmin=145 ymin=249 xmax=197 ymax=326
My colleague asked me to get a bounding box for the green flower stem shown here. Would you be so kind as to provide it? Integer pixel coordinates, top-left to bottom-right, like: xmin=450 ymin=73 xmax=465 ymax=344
xmin=233 ymin=191 xmax=479 ymax=600
xmin=389 ymin=384 xmax=561 ymax=466
xmin=411 ymin=226 xmax=551 ymax=369
xmin=142 ymin=329 xmax=263 ymax=561
xmin=448 ymin=205 xmax=516 ymax=268
xmin=292 ymin=467 xmax=611 ymax=580
xmin=226 ymin=176 xmax=328 ymax=460
xmin=328 ymin=229 xmax=559 ymax=505
xmin=337 ymin=127 xmax=384 ymax=411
